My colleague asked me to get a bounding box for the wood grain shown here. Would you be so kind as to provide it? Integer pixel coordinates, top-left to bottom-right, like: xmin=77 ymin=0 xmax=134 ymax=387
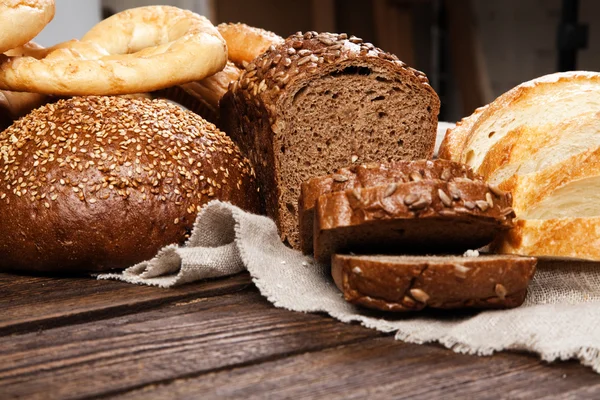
xmin=0 ymin=290 xmax=382 ymax=400
xmin=0 ymin=272 xmax=251 ymax=336
xmin=113 ymin=337 xmax=600 ymax=400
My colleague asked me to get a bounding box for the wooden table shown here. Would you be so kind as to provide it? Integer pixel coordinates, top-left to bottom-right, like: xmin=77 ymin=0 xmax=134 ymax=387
xmin=1 ymin=272 xmax=599 ymax=399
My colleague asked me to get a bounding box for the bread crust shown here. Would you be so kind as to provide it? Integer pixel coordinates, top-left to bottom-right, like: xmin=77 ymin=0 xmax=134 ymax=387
xmin=332 ymin=254 xmax=537 ymax=311
xmin=0 ymin=6 xmax=228 ymax=95
xmin=0 ymin=96 xmax=260 ymax=272
xmin=298 ymin=160 xmax=478 ymax=254
xmin=0 ymin=0 xmax=55 ymax=53
xmin=314 ymin=179 xmax=514 ymax=263
xmin=217 ymin=23 xmax=284 ymax=67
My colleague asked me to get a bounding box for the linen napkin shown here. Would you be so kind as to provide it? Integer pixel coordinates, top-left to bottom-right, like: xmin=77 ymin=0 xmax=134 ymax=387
xmin=98 ymin=200 xmax=600 ymax=374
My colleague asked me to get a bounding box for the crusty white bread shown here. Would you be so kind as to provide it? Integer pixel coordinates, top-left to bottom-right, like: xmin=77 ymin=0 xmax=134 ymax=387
xmin=439 ymin=71 xmax=600 ymax=260
xmin=492 ymin=217 xmax=600 ymax=260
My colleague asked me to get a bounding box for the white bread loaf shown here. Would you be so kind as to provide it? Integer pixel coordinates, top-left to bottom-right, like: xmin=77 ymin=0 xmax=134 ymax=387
xmin=439 ymin=71 xmax=600 ymax=260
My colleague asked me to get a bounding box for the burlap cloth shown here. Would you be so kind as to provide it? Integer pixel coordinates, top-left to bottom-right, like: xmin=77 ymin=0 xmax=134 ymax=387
xmin=99 ymin=201 xmax=600 ymax=374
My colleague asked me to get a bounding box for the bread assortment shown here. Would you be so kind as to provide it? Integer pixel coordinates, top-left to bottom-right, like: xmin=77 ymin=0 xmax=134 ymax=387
xmin=299 ymin=160 xmax=530 ymax=312
xmin=221 ymin=31 xmax=440 ymax=248
xmin=0 ymin=3 xmax=553 ymax=313
xmin=439 ymin=71 xmax=600 ymax=260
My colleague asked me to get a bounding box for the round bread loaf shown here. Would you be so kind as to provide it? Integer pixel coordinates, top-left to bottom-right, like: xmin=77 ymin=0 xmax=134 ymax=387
xmin=0 ymin=96 xmax=261 ymax=272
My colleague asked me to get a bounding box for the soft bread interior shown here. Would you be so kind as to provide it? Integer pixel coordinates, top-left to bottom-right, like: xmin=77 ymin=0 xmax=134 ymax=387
xmin=277 ymin=63 xmax=437 ymax=246
xmin=522 ymin=176 xmax=600 ymax=219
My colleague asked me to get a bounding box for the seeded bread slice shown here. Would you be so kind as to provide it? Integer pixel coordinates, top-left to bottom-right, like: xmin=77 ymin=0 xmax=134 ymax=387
xmin=299 ymin=159 xmax=478 ymax=254
xmin=314 ymin=179 xmax=514 ymax=263
xmin=220 ymin=31 xmax=440 ymax=248
xmin=332 ymin=254 xmax=536 ymax=311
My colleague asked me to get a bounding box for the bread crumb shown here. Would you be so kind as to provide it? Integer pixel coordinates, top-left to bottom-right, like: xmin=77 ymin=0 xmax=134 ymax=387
xmin=463 ymin=249 xmax=480 ymax=257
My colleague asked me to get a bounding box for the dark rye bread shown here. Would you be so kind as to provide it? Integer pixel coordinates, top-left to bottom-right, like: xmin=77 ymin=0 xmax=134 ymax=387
xmin=314 ymin=179 xmax=515 ymax=263
xmin=299 ymin=159 xmax=478 ymax=254
xmin=332 ymin=254 xmax=537 ymax=311
xmin=0 ymin=96 xmax=260 ymax=272
xmin=220 ymin=31 xmax=441 ymax=248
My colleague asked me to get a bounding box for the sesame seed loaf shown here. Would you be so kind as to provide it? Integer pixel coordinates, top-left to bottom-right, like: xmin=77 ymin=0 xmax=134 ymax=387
xmin=298 ymin=159 xmax=478 ymax=254
xmin=332 ymin=254 xmax=537 ymax=312
xmin=220 ymin=31 xmax=440 ymax=248
xmin=314 ymin=179 xmax=515 ymax=263
xmin=0 ymin=96 xmax=260 ymax=272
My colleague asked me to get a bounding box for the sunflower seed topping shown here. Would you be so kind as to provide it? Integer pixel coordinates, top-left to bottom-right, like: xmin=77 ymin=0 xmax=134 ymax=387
xmin=486 ymin=192 xmax=494 ymax=208
xmin=438 ymin=189 xmax=452 ymax=207
xmin=404 ymin=193 xmax=419 ymax=205
xmin=495 ymin=283 xmax=507 ymax=300
xmin=384 ymin=182 xmax=397 ymax=198
xmin=440 ymin=168 xmax=452 ymax=181
xmin=454 ymin=264 xmax=471 ymax=279
xmin=409 ymin=171 xmax=422 ymax=182
xmin=351 ymin=188 xmax=362 ymax=202
xmin=410 ymin=197 xmax=430 ymax=210
xmin=410 ymin=288 xmax=430 ymax=303
xmin=448 ymin=182 xmax=461 ymax=200
xmin=476 ymin=200 xmax=490 ymax=211
xmin=333 ymin=174 xmax=349 ymax=183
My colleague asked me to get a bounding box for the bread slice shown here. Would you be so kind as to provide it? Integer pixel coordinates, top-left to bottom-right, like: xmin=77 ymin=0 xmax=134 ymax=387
xmin=299 ymin=159 xmax=477 ymax=254
xmin=332 ymin=254 xmax=537 ymax=311
xmin=313 ymin=179 xmax=514 ymax=263
xmin=220 ymin=31 xmax=440 ymax=248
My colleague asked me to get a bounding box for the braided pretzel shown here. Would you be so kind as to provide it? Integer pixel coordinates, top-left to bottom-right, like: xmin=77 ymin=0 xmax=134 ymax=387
xmin=0 ymin=0 xmax=55 ymax=54
xmin=0 ymin=6 xmax=227 ymax=96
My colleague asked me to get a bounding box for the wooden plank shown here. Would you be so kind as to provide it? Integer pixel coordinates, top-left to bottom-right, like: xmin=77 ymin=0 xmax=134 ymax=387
xmin=0 ymin=290 xmax=382 ymax=399
xmin=0 ymin=272 xmax=251 ymax=336
xmin=113 ymin=337 xmax=600 ymax=399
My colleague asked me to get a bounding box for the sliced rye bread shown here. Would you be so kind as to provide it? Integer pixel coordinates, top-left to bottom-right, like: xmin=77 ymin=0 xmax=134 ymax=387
xmin=313 ymin=179 xmax=515 ymax=263
xmin=332 ymin=254 xmax=537 ymax=311
xmin=220 ymin=31 xmax=440 ymax=248
xmin=299 ymin=159 xmax=478 ymax=254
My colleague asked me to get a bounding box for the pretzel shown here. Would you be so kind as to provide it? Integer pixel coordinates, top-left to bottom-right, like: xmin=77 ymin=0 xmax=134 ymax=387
xmin=0 ymin=0 xmax=55 ymax=54
xmin=217 ymin=23 xmax=284 ymax=67
xmin=0 ymin=6 xmax=228 ymax=96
